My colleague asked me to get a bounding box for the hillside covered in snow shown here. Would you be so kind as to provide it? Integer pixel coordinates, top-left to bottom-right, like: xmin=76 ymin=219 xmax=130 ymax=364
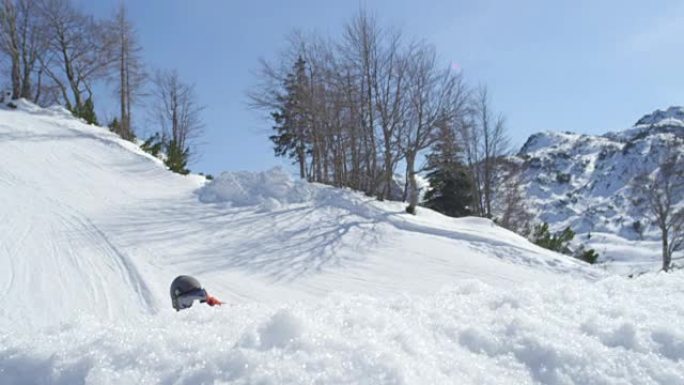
xmin=1 ymin=101 xmax=683 ymax=384
xmin=511 ymin=106 xmax=684 ymax=272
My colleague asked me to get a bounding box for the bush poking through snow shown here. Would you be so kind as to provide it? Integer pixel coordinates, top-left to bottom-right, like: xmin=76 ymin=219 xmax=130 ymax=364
xmin=140 ymin=133 xmax=164 ymax=158
xmin=138 ymin=133 xmax=190 ymax=175
xmin=532 ymin=222 xmax=600 ymax=264
xmin=70 ymin=97 xmax=98 ymax=125
xmin=532 ymin=222 xmax=574 ymax=254
xmin=165 ymin=139 xmax=190 ymax=175
xmin=575 ymin=246 xmax=599 ymax=264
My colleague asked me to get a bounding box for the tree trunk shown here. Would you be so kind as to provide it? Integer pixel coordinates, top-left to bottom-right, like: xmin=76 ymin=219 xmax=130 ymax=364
xmin=365 ymin=76 xmax=377 ymax=196
xmin=402 ymin=165 xmax=410 ymax=202
xmin=119 ymin=38 xmax=126 ymax=137
xmin=20 ymin=56 xmax=32 ymax=99
xmin=662 ymin=230 xmax=671 ymax=271
xmin=406 ymin=151 xmax=418 ymax=214
xmin=125 ymin=73 xmax=132 ymax=138
xmin=60 ymin=39 xmax=82 ymax=110
xmin=484 ymin=158 xmax=492 ymax=218
xmin=32 ymin=66 xmax=43 ymax=103
xmin=382 ymin=131 xmax=393 ymax=200
xmin=10 ymin=52 xmax=20 ymax=99
xmin=297 ymin=144 xmax=306 ymax=179
xmin=322 ymin=133 xmax=329 ymax=183
xmin=350 ymin=125 xmax=359 ymax=190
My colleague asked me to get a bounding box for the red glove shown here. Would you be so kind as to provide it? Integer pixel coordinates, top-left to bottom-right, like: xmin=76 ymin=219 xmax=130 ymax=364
xmin=206 ymin=295 xmax=223 ymax=306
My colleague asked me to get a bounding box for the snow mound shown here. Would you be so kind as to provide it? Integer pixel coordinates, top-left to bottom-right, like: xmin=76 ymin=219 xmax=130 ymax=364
xmin=2 ymin=273 xmax=683 ymax=385
xmin=10 ymin=98 xmax=74 ymax=119
xmin=198 ymin=167 xmax=313 ymax=208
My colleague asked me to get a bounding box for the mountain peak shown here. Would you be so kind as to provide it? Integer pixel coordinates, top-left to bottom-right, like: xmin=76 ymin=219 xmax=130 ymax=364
xmin=634 ymin=106 xmax=684 ymax=127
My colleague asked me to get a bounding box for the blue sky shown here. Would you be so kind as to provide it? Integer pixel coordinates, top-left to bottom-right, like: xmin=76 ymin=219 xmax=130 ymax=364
xmin=78 ymin=0 xmax=684 ymax=176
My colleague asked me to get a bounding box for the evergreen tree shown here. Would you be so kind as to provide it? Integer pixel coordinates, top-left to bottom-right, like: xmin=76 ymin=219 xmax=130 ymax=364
xmin=574 ymin=246 xmax=599 ymax=264
xmin=531 ymin=223 xmax=574 ymax=254
xmin=108 ymin=117 xmax=120 ymax=133
xmin=531 ymin=222 xmax=599 ymax=264
xmin=270 ymin=56 xmax=310 ymax=179
xmin=165 ymin=138 xmax=189 ymax=175
xmin=71 ymin=96 xmax=98 ymax=125
xmin=140 ymin=132 xmax=163 ymax=158
xmin=137 ymin=131 xmax=188 ymax=175
xmin=422 ymin=123 xmax=474 ymax=217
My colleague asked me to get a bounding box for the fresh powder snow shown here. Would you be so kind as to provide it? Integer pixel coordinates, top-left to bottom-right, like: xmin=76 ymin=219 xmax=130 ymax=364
xmin=0 ymin=101 xmax=683 ymax=384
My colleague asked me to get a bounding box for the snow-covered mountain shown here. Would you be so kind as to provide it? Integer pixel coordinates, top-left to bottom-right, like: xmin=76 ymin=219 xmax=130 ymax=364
xmin=1 ymin=101 xmax=683 ymax=384
xmin=512 ymin=106 xmax=684 ymax=271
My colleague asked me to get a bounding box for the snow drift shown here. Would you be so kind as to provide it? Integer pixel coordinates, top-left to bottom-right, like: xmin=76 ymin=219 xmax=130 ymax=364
xmin=2 ymin=273 xmax=683 ymax=385
xmin=198 ymin=167 xmax=314 ymax=208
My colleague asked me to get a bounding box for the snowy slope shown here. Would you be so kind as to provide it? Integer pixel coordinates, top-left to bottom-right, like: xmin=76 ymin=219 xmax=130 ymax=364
xmin=510 ymin=106 xmax=684 ymax=272
xmin=0 ymin=100 xmax=596 ymax=329
xmin=0 ymin=101 xmax=682 ymax=384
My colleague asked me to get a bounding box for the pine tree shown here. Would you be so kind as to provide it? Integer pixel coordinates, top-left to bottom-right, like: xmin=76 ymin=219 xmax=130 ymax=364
xmin=140 ymin=132 xmax=163 ymax=158
xmin=72 ymin=96 xmax=98 ymax=125
xmin=422 ymin=123 xmax=474 ymax=217
xmin=270 ymin=56 xmax=310 ymax=179
xmin=165 ymin=138 xmax=189 ymax=175
xmin=531 ymin=223 xmax=574 ymax=254
xmin=108 ymin=117 xmax=120 ymax=133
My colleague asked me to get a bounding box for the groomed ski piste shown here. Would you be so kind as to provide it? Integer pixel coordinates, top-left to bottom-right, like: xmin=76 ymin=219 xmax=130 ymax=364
xmin=0 ymin=101 xmax=682 ymax=384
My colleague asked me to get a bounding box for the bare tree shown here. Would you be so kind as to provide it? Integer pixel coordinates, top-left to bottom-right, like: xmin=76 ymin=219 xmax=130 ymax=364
xmin=0 ymin=0 xmax=22 ymax=99
xmin=497 ymin=160 xmax=533 ymax=236
xmin=109 ymin=2 xmax=145 ymax=140
xmin=247 ymin=9 xmax=483 ymax=207
xmin=0 ymin=0 xmax=46 ymax=100
xmin=457 ymin=112 xmax=482 ymax=213
xmin=631 ymin=149 xmax=684 ymax=271
xmin=371 ymin=29 xmax=407 ymax=200
xmin=250 ymin=14 xmax=390 ymax=195
xmin=152 ymin=69 xmax=203 ymax=173
xmin=38 ymin=0 xmax=115 ymax=111
xmin=461 ymin=86 xmax=509 ymax=217
xmin=342 ymin=10 xmax=381 ymax=196
xmin=298 ymin=34 xmax=332 ymax=183
xmin=401 ymin=44 xmax=467 ymax=214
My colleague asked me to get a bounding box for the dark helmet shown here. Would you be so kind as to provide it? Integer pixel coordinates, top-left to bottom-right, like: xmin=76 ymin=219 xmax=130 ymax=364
xmin=170 ymin=275 xmax=207 ymax=311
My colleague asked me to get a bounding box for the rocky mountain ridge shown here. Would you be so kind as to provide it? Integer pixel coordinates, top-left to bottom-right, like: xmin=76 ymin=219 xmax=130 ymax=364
xmin=510 ymin=106 xmax=683 ymax=266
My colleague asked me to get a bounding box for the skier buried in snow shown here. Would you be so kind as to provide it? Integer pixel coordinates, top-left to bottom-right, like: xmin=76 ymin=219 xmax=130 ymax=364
xmin=170 ymin=275 xmax=223 ymax=311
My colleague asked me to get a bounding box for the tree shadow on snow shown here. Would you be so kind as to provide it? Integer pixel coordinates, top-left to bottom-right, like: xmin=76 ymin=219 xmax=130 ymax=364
xmin=101 ymin=196 xmax=389 ymax=283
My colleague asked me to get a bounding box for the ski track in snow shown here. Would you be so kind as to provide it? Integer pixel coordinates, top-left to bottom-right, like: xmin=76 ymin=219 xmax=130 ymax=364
xmin=58 ymin=209 xmax=157 ymax=313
